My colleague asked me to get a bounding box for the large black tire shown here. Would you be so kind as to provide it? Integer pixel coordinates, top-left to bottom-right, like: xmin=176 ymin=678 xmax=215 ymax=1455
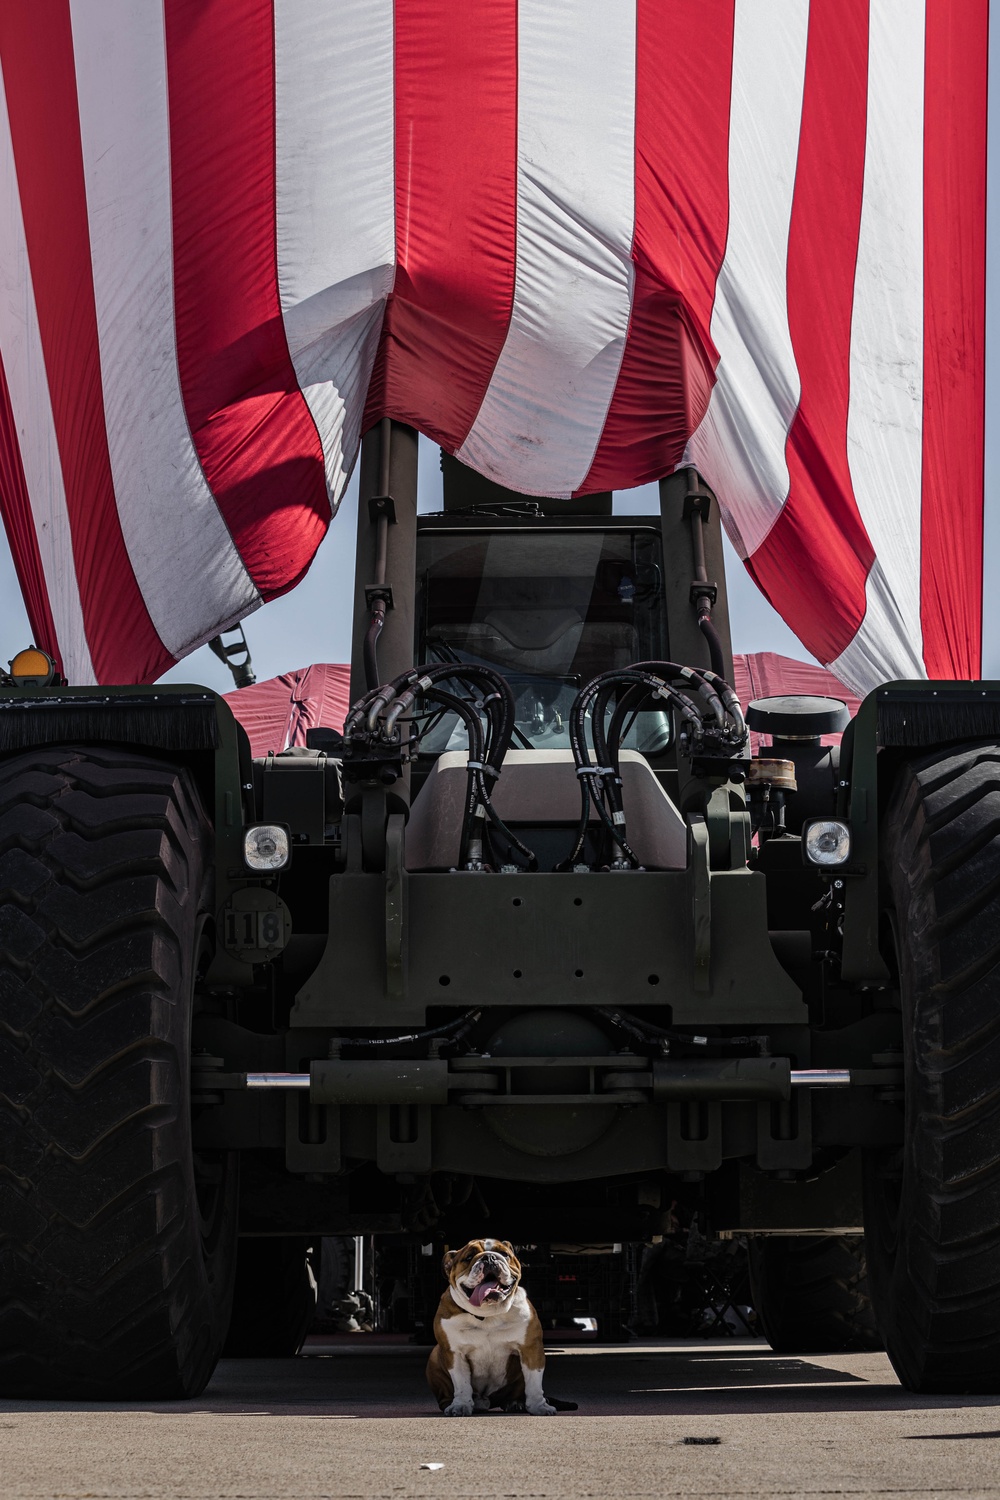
xmin=0 ymin=745 xmax=237 ymax=1398
xmin=747 ymin=1235 xmax=880 ymax=1353
xmin=223 ymin=1238 xmax=317 ymax=1357
xmin=864 ymin=741 xmax=1000 ymax=1392
xmin=318 ymin=1236 xmax=353 ymax=1302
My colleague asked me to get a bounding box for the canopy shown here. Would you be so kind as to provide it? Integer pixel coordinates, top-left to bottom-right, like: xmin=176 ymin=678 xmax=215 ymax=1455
xmin=226 ymin=663 xmax=351 ymax=759
xmin=0 ymin=2 xmax=986 ymax=692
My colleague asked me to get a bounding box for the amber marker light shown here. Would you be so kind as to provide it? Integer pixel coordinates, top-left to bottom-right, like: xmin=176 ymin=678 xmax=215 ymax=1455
xmin=8 ymin=647 xmax=56 ymax=686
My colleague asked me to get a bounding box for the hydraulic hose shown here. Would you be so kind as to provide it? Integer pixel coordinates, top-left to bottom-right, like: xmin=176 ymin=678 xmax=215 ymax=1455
xmin=332 ymin=1008 xmax=482 ymax=1052
xmin=569 ymin=666 xmax=704 ymax=867
xmin=697 ymin=611 xmax=726 ymax=679
xmin=564 ymin=659 xmax=746 ymax=869
xmin=625 ymin=660 xmax=728 ymax=727
xmin=363 ymin=602 xmax=386 ymax=693
xmin=422 ymin=686 xmax=486 ymax=867
xmin=347 ymin=662 xmax=534 ymax=870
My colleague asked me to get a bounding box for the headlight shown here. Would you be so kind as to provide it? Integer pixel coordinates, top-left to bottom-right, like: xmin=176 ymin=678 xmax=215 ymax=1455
xmin=803 ymin=818 xmax=851 ymax=868
xmin=243 ymin=823 xmax=290 ymax=872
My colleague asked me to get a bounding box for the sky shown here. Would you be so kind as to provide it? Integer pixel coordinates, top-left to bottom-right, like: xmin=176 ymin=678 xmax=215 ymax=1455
xmin=0 ymin=19 xmax=994 ymax=698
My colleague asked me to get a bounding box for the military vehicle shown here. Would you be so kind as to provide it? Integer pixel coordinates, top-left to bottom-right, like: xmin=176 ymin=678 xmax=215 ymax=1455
xmin=2 ymin=420 xmax=998 ymax=1397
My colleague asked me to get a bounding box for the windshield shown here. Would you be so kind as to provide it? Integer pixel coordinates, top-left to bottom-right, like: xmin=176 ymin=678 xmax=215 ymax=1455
xmin=414 ymin=526 xmax=669 ymax=753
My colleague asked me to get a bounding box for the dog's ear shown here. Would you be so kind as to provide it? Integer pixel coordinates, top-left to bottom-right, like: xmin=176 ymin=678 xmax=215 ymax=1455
xmin=442 ymin=1247 xmax=462 ymax=1278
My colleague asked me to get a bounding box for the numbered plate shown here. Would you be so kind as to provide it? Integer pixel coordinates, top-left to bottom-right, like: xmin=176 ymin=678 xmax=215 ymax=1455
xmin=220 ymin=886 xmax=292 ymax=963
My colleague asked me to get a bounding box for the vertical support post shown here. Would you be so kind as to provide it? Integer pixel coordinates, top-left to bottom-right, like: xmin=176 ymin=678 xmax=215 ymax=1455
xmin=661 ymin=467 xmax=740 ymax=810
xmin=658 ymin=467 xmax=735 ymax=681
xmin=350 ymin=423 xmax=419 ymax=706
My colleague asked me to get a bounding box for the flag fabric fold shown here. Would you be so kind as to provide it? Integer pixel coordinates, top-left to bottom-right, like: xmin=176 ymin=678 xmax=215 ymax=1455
xmin=0 ymin=1 xmax=985 ymax=692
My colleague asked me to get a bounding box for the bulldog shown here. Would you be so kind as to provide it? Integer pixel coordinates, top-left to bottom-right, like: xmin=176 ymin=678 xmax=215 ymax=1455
xmin=426 ymin=1239 xmax=570 ymax=1417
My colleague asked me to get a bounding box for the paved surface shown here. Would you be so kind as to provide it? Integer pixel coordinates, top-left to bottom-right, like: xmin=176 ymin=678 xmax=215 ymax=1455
xmin=4 ymin=1339 xmax=1000 ymax=1499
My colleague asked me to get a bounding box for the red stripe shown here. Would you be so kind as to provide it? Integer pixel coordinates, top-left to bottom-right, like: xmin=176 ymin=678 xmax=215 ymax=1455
xmin=364 ymin=0 xmax=518 ymax=449
xmin=0 ymin=5 xmax=165 ymax=683
xmin=164 ymin=0 xmax=329 ymax=599
xmin=919 ymin=0 xmax=987 ymax=679
xmin=579 ymin=0 xmax=734 ymax=495
xmin=744 ymin=0 xmax=873 ymax=665
xmin=0 ymin=349 xmax=60 ymax=670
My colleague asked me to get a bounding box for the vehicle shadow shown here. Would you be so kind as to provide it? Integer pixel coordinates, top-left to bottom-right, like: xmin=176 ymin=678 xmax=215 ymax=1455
xmin=3 ymin=1342 xmax=1000 ymax=1419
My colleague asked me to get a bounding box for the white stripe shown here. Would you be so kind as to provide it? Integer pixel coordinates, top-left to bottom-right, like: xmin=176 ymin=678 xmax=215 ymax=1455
xmin=682 ymin=0 xmax=809 ymax=558
xmin=828 ymin=560 xmax=925 ymax=693
xmin=457 ymin=0 xmax=636 ymax=498
xmin=838 ymin=0 xmax=927 ymax=687
xmin=274 ymin=0 xmax=395 ymax=507
xmin=0 ymin=66 xmax=95 ymax=684
xmin=69 ymin=1 xmax=261 ymax=663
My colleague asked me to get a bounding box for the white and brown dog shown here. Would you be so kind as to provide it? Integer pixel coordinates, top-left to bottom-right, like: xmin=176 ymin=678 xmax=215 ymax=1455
xmin=426 ymin=1239 xmax=571 ymax=1417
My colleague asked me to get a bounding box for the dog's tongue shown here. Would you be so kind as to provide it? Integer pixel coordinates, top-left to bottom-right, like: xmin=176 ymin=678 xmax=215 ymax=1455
xmin=470 ymin=1279 xmax=499 ymax=1308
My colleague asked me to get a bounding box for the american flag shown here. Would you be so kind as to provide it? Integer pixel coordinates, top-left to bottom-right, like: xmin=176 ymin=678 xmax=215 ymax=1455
xmin=0 ymin=1 xmax=986 ymax=691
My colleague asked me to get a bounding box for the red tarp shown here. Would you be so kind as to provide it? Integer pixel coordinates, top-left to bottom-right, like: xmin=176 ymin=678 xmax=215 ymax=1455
xmin=225 ymin=663 xmax=350 ymax=758
xmin=731 ymin=652 xmax=860 ymax=752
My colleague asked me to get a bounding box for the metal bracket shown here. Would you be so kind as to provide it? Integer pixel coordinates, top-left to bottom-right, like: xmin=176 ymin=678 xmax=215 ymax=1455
xmin=377 ymin=1104 xmax=432 ymax=1174
xmin=208 ymin=623 xmax=256 ymax=688
xmin=364 ymin=583 xmax=394 ymax=610
xmin=368 ymin=494 xmax=396 ymax=525
xmin=682 ymin=488 xmax=713 ymax=522
xmin=688 ymin=815 xmax=711 ymax=992
xmin=756 ymin=1089 xmax=813 ymax=1172
xmin=285 ymin=1094 xmax=342 ymax=1173
xmin=667 ymin=1102 xmax=723 ymax=1173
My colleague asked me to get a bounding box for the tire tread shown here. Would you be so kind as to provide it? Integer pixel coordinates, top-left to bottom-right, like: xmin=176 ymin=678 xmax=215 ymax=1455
xmin=0 ymin=745 xmax=233 ymax=1399
xmin=748 ymin=1234 xmax=880 ymax=1354
xmin=868 ymin=739 xmax=1000 ymax=1391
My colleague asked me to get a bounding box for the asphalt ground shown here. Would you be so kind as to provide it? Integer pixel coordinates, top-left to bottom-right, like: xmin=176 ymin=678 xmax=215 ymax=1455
xmin=4 ymin=1338 xmax=1000 ymax=1500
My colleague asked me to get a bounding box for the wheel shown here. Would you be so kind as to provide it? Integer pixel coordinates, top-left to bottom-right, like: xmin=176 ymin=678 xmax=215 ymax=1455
xmin=864 ymin=740 xmax=1000 ymax=1392
xmin=315 ymin=1235 xmax=356 ymax=1330
xmin=223 ymin=1237 xmax=317 ymax=1356
xmin=0 ymin=745 xmax=237 ymax=1398
xmin=747 ymin=1235 xmax=880 ymax=1353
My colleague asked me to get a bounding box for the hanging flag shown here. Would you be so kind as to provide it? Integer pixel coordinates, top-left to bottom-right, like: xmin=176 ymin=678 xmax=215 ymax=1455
xmin=0 ymin=1 xmax=985 ymax=691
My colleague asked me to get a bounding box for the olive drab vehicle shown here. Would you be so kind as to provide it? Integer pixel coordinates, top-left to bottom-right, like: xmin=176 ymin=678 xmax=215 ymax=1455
xmin=0 ymin=4 xmax=991 ymax=1403
xmin=2 ymin=424 xmax=998 ymax=1397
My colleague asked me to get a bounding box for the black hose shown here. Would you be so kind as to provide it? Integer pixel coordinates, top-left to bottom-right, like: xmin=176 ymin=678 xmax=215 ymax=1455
xmin=363 ymin=600 xmax=386 ymax=691
xmin=333 ymin=1008 xmax=482 ymax=1050
xmin=559 ymin=775 xmax=592 ymax=869
xmin=424 ymin=687 xmax=485 ymax=866
xmin=597 ymin=1005 xmax=766 ymax=1057
xmin=366 ymin=663 xmax=534 ymax=869
xmin=570 ymin=667 xmax=699 ymax=868
xmin=624 ymin=660 xmax=728 ymax=726
xmin=477 ymin=787 xmax=538 ymax=870
xmin=697 ymin=611 xmax=726 ymax=679
xmin=563 ymin=657 xmax=745 ymax=870
xmin=596 ymin=1006 xmax=671 ymax=1049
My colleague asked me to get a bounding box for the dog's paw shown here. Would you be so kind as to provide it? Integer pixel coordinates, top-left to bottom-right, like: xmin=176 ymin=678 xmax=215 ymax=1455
xmin=527 ymin=1400 xmax=558 ymax=1417
xmin=443 ymin=1400 xmax=474 ymax=1417
xmin=473 ymin=1395 xmax=491 ymax=1413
